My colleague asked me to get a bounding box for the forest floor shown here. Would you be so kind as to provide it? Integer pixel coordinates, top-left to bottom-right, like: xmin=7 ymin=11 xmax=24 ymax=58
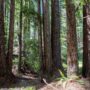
xmin=0 ymin=66 xmax=90 ymax=90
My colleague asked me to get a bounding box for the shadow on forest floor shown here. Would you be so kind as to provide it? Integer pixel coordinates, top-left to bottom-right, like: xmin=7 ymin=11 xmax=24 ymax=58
xmin=0 ymin=73 xmax=45 ymax=90
xmin=0 ymin=74 xmax=90 ymax=90
xmin=0 ymin=67 xmax=90 ymax=90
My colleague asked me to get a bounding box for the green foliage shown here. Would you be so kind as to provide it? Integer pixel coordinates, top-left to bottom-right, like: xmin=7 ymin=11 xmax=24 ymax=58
xmin=25 ymin=39 xmax=40 ymax=73
xmin=9 ymin=87 xmax=36 ymax=90
xmin=22 ymin=0 xmax=38 ymax=19
xmin=56 ymin=70 xmax=67 ymax=83
xmin=25 ymin=87 xmax=36 ymax=90
xmin=59 ymin=70 xmax=66 ymax=79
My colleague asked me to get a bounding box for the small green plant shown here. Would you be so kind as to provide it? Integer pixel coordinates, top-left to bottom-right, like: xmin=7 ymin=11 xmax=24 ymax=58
xmin=56 ymin=70 xmax=68 ymax=82
xmin=25 ymin=86 xmax=36 ymax=90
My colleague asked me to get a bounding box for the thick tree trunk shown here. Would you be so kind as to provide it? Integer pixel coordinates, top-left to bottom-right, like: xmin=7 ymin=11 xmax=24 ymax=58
xmin=51 ymin=0 xmax=63 ymax=75
xmin=83 ymin=4 xmax=90 ymax=77
xmin=0 ymin=0 xmax=6 ymax=77
xmin=42 ymin=0 xmax=52 ymax=78
xmin=66 ymin=0 xmax=78 ymax=77
xmin=6 ymin=0 xmax=15 ymax=75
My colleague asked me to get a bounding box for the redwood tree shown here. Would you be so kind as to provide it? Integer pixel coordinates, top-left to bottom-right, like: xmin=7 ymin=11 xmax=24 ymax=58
xmin=66 ymin=0 xmax=78 ymax=77
xmin=42 ymin=0 xmax=52 ymax=78
xmin=83 ymin=3 xmax=90 ymax=77
xmin=6 ymin=0 xmax=15 ymax=75
xmin=51 ymin=0 xmax=63 ymax=75
xmin=0 ymin=0 xmax=6 ymax=77
xmin=38 ymin=0 xmax=43 ymax=71
xmin=18 ymin=0 xmax=23 ymax=72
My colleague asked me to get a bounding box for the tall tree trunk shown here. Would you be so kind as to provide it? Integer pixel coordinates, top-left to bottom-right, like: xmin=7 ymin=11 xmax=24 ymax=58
xmin=38 ymin=0 xmax=43 ymax=70
xmin=42 ymin=0 xmax=52 ymax=79
xmin=38 ymin=0 xmax=45 ymax=81
xmin=83 ymin=4 xmax=90 ymax=77
xmin=18 ymin=0 xmax=23 ymax=72
xmin=51 ymin=0 xmax=63 ymax=76
xmin=0 ymin=0 xmax=6 ymax=77
xmin=66 ymin=0 xmax=78 ymax=77
xmin=6 ymin=0 xmax=15 ymax=75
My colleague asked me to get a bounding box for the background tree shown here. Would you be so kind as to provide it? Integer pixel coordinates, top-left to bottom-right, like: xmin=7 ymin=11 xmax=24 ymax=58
xmin=18 ymin=0 xmax=23 ymax=72
xmin=42 ymin=0 xmax=52 ymax=79
xmin=38 ymin=0 xmax=43 ymax=72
